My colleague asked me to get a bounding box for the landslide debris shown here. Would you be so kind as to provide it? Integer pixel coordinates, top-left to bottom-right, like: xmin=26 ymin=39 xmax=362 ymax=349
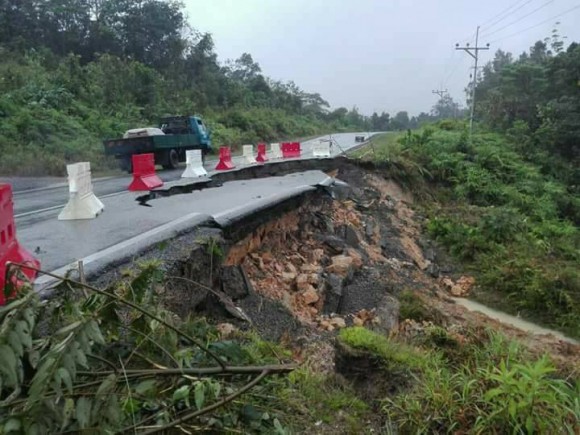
xmin=146 ymin=160 xmax=578 ymax=377
xmin=210 ymin=163 xmax=579 ymax=373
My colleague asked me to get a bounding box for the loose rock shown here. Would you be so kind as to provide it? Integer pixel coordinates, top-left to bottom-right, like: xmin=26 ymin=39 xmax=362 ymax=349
xmin=326 ymin=255 xmax=354 ymax=277
xmin=302 ymin=287 xmax=320 ymax=305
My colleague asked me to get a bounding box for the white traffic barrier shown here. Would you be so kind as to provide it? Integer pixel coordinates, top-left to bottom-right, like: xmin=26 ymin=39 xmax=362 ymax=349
xmin=270 ymin=143 xmax=283 ymax=159
xmin=242 ymin=144 xmax=257 ymax=164
xmin=312 ymin=140 xmax=332 ymax=158
xmin=181 ymin=149 xmax=208 ymax=178
xmin=58 ymin=162 xmax=104 ymax=220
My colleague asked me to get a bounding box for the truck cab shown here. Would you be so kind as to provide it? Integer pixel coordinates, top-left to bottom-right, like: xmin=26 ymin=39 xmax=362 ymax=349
xmin=160 ymin=116 xmax=211 ymax=146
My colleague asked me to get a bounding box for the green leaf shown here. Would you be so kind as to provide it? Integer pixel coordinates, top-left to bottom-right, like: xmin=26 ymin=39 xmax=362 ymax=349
xmin=57 ymin=367 xmax=73 ymax=394
xmin=509 ymin=400 xmax=517 ymax=419
xmin=135 ymin=379 xmax=157 ymax=396
xmin=55 ymin=321 xmax=82 ymax=336
xmin=123 ymin=397 xmax=140 ymax=414
xmin=62 ymin=398 xmax=75 ymax=429
xmin=96 ymin=374 xmax=117 ymax=397
xmin=194 ymin=382 xmax=205 ymax=410
xmin=0 ymin=344 xmax=18 ymax=387
xmin=211 ymin=380 xmax=221 ymax=399
xmin=28 ymin=348 xmax=40 ymax=369
xmin=86 ymin=320 xmax=105 ymax=345
xmin=8 ymin=330 xmax=23 ymax=358
xmin=273 ymin=418 xmax=286 ymax=435
xmin=526 ymin=415 xmax=535 ymax=433
xmin=23 ymin=307 xmax=36 ymax=331
xmin=16 ymin=320 xmax=32 ymax=349
xmin=76 ymin=397 xmax=92 ymax=429
xmin=3 ymin=418 xmax=21 ymax=433
xmin=483 ymin=387 xmax=503 ymax=401
xmin=25 ymin=422 xmax=42 ymax=435
xmin=173 ymin=385 xmax=190 ymax=408
xmin=74 ymin=346 xmax=88 ymax=369
xmin=29 ymin=356 xmax=57 ymax=400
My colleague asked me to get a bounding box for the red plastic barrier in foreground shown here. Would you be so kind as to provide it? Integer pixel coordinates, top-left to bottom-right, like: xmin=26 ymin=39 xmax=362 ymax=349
xmin=215 ymin=146 xmax=236 ymax=170
xmin=128 ymin=153 xmax=164 ymax=191
xmin=256 ymin=143 xmax=269 ymax=163
xmin=281 ymin=142 xmax=301 ymax=159
xmin=0 ymin=184 xmax=40 ymax=305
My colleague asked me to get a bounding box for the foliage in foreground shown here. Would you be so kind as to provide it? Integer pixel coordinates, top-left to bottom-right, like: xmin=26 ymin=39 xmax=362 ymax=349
xmin=0 ymin=262 xmax=367 ymax=434
xmin=365 ymin=124 xmax=580 ymax=338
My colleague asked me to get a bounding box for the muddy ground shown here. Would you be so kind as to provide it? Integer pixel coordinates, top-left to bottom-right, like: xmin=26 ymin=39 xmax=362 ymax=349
xmin=98 ymin=159 xmax=580 ymax=377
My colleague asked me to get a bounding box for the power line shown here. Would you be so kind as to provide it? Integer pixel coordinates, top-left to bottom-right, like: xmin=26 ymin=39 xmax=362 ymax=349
xmin=480 ymin=0 xmax=533 ymax=31
xmin=480 ymin=0 xmax=554 ymax=39
xmin=442 ymin=54 xmax=468 ymax=88
xmin=487 ymin=3 xmax=580 ymax=44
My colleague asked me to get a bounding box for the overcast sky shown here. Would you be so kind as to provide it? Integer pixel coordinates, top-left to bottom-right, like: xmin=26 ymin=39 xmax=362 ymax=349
xmin=183 ymin=0 xmax=580 ymax=116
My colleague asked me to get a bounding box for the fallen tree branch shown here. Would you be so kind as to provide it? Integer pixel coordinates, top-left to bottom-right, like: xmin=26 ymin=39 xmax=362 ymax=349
xmin=139 ymin=370 xmax=270 ymax=435
xmin=77 ymin=363 xmax=296 ymax=378
xmin=7 ymin=262 xmax=227 ymax=369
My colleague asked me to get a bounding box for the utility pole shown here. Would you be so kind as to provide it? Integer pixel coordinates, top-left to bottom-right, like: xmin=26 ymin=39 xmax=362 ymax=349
xmin=432 ymin=89 xmax=448 ymax=99
xmin=456 ymin=26 xmax=489 ymax=138
xmin=432 ymin=88 xmax=448 ymax=118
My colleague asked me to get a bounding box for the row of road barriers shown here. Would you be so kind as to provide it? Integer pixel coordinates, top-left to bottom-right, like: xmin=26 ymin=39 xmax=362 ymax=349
xmin=0 ymin=136 xmax=338 ymax=302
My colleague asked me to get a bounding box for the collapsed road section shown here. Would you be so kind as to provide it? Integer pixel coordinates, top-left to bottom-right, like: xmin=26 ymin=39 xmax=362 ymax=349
xmin=88 ymin=159 xmax=580 ymax=358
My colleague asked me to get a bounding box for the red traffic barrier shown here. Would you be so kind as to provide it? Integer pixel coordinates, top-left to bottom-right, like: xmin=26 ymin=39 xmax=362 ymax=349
xmin=128 ymin=153 xmax=164 ymax=191
xmin=0 ymin=184 xmax=40 ymax=304
xmin=281 ymin=142 xmax=301 ymax=159
xmin=256 ymin=143 xmax=269 ymax=163
xmin=215 ymin=146 xmax=236 ymax=170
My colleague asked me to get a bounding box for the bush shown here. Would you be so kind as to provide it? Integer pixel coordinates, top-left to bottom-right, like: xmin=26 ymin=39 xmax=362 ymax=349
xmin=384 ymin=330 xmax=579 ymax=434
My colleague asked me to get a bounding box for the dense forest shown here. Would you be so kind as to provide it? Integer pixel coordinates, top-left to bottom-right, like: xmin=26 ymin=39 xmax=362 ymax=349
xmin=0 ymin=0 xmax=442 ymax=175
xmin=474 ymin=33 xmax=579 ymax=194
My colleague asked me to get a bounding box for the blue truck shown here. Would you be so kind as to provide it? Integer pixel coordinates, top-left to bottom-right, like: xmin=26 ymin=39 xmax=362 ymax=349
xmin=103 ymin=115 xmax=212 ymax=172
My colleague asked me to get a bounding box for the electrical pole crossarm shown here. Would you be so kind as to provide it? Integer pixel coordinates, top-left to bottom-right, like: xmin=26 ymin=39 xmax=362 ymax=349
xmin=455 ymin=47 xmax=479 ymax=59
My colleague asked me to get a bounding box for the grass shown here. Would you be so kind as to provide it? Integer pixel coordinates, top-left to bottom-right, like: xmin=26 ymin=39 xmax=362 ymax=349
xmin=338 ymin=327 xmax=425 ymax=372
xmin=383 ymin=328 xmax=579 ymax=434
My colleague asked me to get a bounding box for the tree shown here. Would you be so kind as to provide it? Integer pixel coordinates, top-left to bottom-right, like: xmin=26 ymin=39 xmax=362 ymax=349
xmin=431 ymin=95 xmax=460 ymax=119
xmin=370 ymin=111 xmax=390 ymax=130
xmin=390 ymin=111 xmax=410 ymax=130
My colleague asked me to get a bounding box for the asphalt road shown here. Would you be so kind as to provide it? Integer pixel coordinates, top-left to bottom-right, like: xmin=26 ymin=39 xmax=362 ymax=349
xmin=5 ymin=132 xmax=378 ymax=283
xmin=8 ymin=132 xmax=374 ymax=216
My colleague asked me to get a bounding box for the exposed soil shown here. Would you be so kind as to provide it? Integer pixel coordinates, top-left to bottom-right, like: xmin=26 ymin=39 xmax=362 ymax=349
xmin=157 ymin=161 xmax=577 ymax=371
xmin=101 ymin=158 xmax=580 ymax=378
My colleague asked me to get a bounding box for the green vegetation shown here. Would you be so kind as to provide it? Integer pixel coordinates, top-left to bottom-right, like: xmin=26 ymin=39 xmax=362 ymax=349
xmin=0 ymin=0 xmax=380 ymax=176
xmin=338 ymin=326 xmax=425 ymax=372
xmin=384 ymin=327 xmax=579 ymax=434
xmin=333 ymin=322 xmax=579 ymax=434
xmin=368 ymin=123 xmax=579 ymax=337
xmin=398 ymin=290 xmax=440 ymax=323
xmin=0 ymin=262 xmax=378 ymax=434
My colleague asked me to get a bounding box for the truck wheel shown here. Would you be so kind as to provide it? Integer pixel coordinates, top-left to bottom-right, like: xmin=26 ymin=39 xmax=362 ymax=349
xmin=162 ymin=149 xmax=179 ymax=170
xmin=121 ymin=158 xmax=133 ymax=174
